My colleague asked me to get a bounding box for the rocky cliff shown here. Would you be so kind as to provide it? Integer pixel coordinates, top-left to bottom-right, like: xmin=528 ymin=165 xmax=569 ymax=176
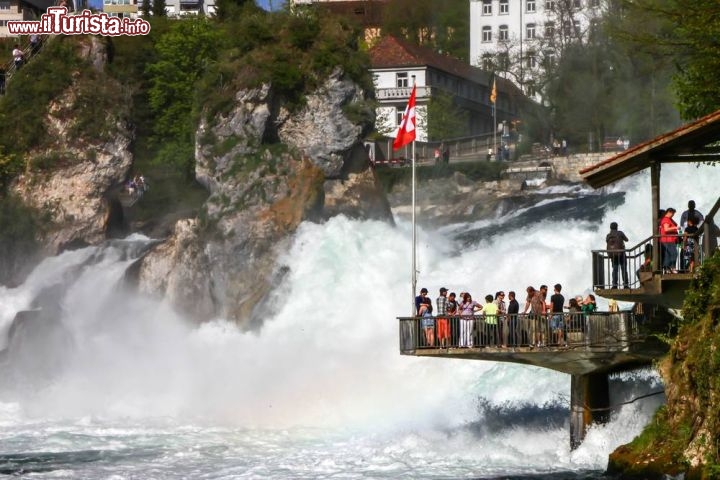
xmin=10 ymin=36 xmax=133 ymax=254
xmin=607 ymin=254 xmax=720 ymax=479
xmin=136 ymin=69 xmax=391 ymax=324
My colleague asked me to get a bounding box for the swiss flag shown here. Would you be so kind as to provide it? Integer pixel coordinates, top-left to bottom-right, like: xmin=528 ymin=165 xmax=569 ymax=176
xmin=393 ymin=84 xmax=416 ymax=150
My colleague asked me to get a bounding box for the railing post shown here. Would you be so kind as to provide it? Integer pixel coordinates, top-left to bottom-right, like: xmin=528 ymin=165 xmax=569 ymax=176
xmin=592 ymin=251 xmax=605 ymax=288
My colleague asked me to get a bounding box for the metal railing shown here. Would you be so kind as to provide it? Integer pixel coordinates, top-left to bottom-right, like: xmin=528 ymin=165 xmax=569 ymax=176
xmin=398 ymin=311 xmax=642 ymax=352
xmin=591 ymin=233 xmax=704 ymax=290
xmin=1 ymin=35 xmax=48 ymax=93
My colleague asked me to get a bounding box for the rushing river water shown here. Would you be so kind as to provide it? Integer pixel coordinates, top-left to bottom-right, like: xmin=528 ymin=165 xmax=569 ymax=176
xmin=0 ymin=163 xmax=717 ymax=478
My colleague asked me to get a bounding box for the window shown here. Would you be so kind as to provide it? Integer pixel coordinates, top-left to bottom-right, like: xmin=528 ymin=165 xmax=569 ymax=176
xmin=542 ymin=49 xmax=555 ymax=67
xmin=0 ymin=1 xmax=11 ymax=9
xmin=526 ymin=0 xmax=535 ymax=13
xmin=545 ymin=0 xmax=554 ymax=9
xmin=499 ymin=25 xmax=509 ymax=41
xmin=526 ymin=23 xmax=536 ymax=39
xmin=544 ymin=21 xmax=554 ymax=37
xmin=590 ymin=0 xmax=599 ymax=6
xmin=497 ymin=52 xmax=509 ymax=70
xmin=396 ymin=107 xmax=405 ymax=127
xmin=482 ymin=26 xmax=492 ymax=42
xmin=499 ymin=0 xmax=508 ymax=14
xmin=396 ymin=72 xmax=409 ymax=88
xmin=481 ymin=53 xmax=494 ymax=70
xmin=526 ymin=51 xmax=536 ymax=69
xmin=573 ymin=0 xmax=581 ymax=7
xmin=526 ymin=82 xmax=537 ymax=97
xmin=482 ymin=0 xmax=491 ymax=15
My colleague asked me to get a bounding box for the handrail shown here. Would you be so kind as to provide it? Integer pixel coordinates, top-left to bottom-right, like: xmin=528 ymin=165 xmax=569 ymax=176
xmin=398 ymin=311 xmax=642 ymax=352
xmin=591 ymin=233 xmax=702 ymax=290
xmin=1 ymin=35 xmax=49 ymax=92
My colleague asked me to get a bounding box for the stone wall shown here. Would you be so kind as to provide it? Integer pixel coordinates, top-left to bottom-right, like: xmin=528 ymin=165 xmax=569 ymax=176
xmin=509 ymin=152 xmax=614 ymax=183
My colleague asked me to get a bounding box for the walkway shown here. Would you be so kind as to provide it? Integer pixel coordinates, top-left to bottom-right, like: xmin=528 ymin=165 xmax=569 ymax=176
xmin=398 ymin=311 xmax=666 ymax=376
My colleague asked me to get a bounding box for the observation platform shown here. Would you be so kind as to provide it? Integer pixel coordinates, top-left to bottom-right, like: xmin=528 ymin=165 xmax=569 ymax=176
xmin=398 ymin=312 xmax=666 ymax=376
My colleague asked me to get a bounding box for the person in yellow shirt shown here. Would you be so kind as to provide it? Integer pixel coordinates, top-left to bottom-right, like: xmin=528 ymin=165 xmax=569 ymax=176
xmin=483 ymin=294 xmax=499 ymax=347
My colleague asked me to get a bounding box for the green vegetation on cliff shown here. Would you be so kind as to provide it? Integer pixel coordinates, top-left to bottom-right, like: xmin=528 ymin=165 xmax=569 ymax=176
xmin=608 ymin=252 xmax=720 ymax=479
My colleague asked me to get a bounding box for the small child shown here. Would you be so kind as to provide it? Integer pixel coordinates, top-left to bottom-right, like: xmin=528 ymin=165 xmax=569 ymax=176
xmin=682 ymin=218 xmax=699 ymax=272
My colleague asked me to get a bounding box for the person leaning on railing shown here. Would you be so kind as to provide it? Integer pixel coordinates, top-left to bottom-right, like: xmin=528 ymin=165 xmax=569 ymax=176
xmin=606 ymin=222 xmax=629 ymax=289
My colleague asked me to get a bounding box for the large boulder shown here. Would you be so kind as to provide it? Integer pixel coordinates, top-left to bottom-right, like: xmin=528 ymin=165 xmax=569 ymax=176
xmin=138 ymin=69 xmax=391 ymax=324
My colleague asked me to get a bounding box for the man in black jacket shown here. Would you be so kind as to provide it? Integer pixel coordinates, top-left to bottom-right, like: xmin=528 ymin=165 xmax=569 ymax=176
xmin=606 ymin=222 xmax=629 ymax=289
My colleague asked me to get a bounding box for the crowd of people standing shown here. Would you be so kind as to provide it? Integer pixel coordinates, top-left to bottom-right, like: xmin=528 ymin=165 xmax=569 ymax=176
xmin=414 ymin=285 xmax=598 ymax=349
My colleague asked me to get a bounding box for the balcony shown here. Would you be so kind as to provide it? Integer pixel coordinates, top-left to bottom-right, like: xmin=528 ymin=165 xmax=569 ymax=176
xmin=375 ymin=85 xmax=430 ymax=101
xmin=397 ymin=312 xmax=666 ymax=376
xmin=591 ymin=234 xmax=704 ymax=308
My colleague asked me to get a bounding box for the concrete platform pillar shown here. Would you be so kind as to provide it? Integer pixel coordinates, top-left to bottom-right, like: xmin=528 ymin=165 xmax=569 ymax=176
xmin=570 ymin=372 xmax=610 ymax=449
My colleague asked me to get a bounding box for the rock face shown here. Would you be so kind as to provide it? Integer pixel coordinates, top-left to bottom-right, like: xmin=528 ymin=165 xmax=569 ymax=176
xmin=138 ymin=69 xmax=391 ymax=324
xmin=11 ymin=37 xmax=133 ymax=254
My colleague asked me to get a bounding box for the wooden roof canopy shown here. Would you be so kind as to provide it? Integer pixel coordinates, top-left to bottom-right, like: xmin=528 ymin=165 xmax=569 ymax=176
xmin=580 ymin=109 xmax=720 ymax=188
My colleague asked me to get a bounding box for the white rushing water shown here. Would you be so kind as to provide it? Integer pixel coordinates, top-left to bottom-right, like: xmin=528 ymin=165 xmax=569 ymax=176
xmin=0 ymin=163 xmax=717 ymax=478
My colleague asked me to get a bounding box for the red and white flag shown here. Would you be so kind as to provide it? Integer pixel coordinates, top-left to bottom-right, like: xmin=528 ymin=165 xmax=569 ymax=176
xmin=393 ymin=84 xmax=417 ymax=150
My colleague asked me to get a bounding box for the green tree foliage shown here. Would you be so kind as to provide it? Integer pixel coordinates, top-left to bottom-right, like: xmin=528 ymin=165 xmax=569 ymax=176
xmin=0 ymin=38 xmax=81 ymax=155
xmin=541 ymin=6 xmax=680 ymax=149
xmin=151 ymin=0 xmax=167 ymax=17
xmin=381 ymin=0 xmax=469 ymax=62
xmin=214 ymin=0 xmax=254 ymax=21
xmin=146 ymin=18 xmax=222 ymax=177
xmin=614 ymin=0 xmax=720 ymax=120
xmin=141 ymin=0 xmax=151 ymax=17
xmin=426 ymin=91 xmax=468 ymax=141
xmin=197 ymin=5 xmax=372 ymax=120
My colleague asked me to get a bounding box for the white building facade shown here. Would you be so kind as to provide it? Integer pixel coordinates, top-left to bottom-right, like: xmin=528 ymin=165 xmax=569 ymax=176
xmin=470 ymin=0 xmax=607 ymax=98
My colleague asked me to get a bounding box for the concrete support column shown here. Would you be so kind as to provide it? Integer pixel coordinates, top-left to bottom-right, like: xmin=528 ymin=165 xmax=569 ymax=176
xmin=570 ymin=372 xmax=610 ymax=449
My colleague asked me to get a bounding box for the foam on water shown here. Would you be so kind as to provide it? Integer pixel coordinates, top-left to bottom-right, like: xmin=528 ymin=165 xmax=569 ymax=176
xmin=0 ymin=163 xmax=716 ymax=477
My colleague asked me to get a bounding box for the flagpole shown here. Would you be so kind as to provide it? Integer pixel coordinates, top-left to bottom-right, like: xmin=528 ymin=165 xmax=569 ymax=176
xmin=391 ymin=80 xmax=418 ymax=316
xmin=411 ymin=138 xmax=416 ymax=317
xmin=410 ymin=77 xmax=417 ymax=318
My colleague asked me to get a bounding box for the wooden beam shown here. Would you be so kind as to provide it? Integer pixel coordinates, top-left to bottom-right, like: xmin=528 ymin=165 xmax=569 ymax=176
xmin=651 ymin=161 xmax=660 ymax=272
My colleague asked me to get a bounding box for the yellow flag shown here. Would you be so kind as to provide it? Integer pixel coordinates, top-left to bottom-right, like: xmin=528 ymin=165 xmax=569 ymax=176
xmin=490 ymin=78 xmax=497 ymax=104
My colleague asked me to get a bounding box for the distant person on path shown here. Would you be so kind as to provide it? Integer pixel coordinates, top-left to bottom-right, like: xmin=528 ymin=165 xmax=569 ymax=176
xmin=660 ymin=208 xmax=680 ymax=273
xmin=606 ymin=222 xmax=629 ymax=289
xmin=561 ymin=139 xmax=567 ymax=156
xmin=487 ymin=147 xmax=493 ymax=161
xmin=12 ymin=45 xmax=24 ymax=70
xmin=507 ymin=291 xmax=519 ymax=346
xmin=442 ymin=145 xmax=450 ymax=164
xmin=436 ymin=287 xmax=450 ymax=348
xmin=434 ymin=148 xmax=441 ymax=164
xmin=30 ymin=35 xmax=40 ymax=56
xmin=680 ymin=200 xmax=704 ymax=229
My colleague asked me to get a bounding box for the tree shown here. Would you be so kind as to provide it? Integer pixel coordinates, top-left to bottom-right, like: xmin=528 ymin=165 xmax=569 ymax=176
xmin=614 ymin=0 xmax=720 ymax=120
xmin=381 ymin=0 xmax=469 ymax=62
xmin=146 ymin=18 xmax=222 ymax=177
xmin=151 ymin=0 xmax=166 ymax=17
xmin=141 ymin=0 xmax=151 ymax=17
xmin=426 ymin=91 xmax=468 ymax=141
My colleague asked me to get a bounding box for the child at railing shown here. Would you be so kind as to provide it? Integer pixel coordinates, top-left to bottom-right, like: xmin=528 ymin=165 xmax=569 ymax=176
xmin=682 ymin=217 xmax=700 ymax=272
